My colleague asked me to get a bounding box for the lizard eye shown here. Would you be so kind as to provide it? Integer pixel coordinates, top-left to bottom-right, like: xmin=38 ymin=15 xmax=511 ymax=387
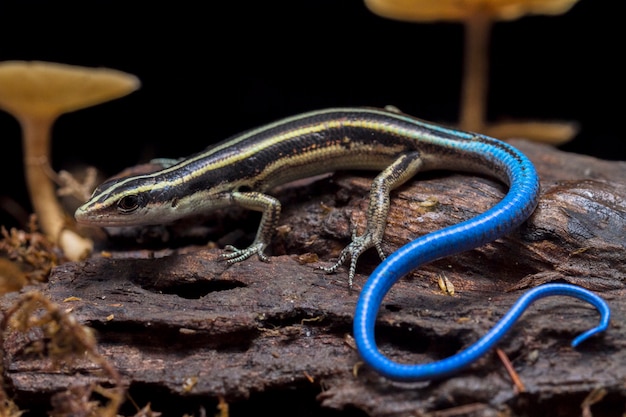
xmin=117 ymin=194 xmax=142 ymax=213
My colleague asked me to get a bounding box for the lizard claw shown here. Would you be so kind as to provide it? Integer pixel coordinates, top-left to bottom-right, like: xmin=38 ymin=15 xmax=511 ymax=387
xmin=221 ymin=242 xmax=270 ymax=264
xmin=320 ymin=233 xmax=383 ymax=289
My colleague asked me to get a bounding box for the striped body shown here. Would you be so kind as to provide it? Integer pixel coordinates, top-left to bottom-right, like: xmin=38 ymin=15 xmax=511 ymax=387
xmin=76 ymin=107 xmax=533 ymax=227
xmin=76 ymin=107 xmax=539 ymax=287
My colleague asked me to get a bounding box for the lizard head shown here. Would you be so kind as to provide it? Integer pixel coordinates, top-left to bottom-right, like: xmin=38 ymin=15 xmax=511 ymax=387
xmin=75 ymin=174 xmax=172 ymax=227
xmin=75 ymin=167 xmax=233 ymax=228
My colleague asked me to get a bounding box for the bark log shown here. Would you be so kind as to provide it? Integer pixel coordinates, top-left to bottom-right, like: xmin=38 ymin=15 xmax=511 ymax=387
xmin=3 ymin=140 xmax=625 ymax=416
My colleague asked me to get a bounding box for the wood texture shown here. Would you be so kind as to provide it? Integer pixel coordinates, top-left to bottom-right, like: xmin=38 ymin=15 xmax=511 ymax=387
xmin=3 ymin=140 xmax=625 ymax=416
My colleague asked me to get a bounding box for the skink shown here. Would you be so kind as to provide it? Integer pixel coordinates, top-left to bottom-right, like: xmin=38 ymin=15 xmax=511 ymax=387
xmin=75 ymin=107 xmax=609 ymax=380
xmin=75 ymin=106 xmax=540 ymax=286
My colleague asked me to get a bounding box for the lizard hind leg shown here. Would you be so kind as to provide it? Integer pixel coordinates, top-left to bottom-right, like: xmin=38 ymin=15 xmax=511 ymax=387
xmin=320 ymin=152 xmax=424 ymax=288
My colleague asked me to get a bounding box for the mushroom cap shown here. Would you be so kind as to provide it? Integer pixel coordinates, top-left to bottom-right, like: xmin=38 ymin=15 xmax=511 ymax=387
xmin=0 ymin=60 xmax=140 ymax=119
xmin=364 ymin=0 xmax=580 ymax=22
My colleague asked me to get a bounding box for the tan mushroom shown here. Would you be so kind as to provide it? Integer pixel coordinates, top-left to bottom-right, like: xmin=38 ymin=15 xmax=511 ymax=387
xmin=0 ymin=61 xmax=140 ymax=260
xmin=364 ymin=0 xmax=580 ymax=144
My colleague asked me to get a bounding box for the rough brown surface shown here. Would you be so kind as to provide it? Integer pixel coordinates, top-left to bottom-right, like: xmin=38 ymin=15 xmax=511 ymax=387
xmin=2 ymin=140 xmax=625 ymax=416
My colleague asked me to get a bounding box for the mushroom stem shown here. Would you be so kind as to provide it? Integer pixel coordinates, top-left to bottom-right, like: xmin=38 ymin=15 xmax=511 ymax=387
xmin=459 ymin=12 xmax=492 ymax=133
xmin=19 ymin=114 xmax=66 ymax=241
xmin=19 ymin=114 xmax=93 ymax=260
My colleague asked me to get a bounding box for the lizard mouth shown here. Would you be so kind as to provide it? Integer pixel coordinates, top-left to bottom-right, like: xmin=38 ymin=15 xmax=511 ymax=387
xmin=74 ymin=204 xmax=121 ymax=227
xmin=73 ymin=204 xmax=90 ymax=223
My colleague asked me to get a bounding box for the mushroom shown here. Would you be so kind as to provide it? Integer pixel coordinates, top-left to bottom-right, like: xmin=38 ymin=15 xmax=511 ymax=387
xmin=364 ymin=0 xmax=580 ymax=144
xmin=0 ymin=61 xmax=140 ymax=261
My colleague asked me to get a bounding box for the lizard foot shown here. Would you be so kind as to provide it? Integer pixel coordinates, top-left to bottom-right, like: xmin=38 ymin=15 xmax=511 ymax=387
xmin=221 ymin=242 xmax=270 ymax=264
xmin=319 ymin=232 xmax=385 ymax=289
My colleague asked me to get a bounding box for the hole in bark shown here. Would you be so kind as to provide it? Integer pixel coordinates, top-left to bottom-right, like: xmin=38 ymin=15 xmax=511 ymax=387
xmin=120 ymin=379 xmax=370 ymax=417
xmin=256 ymin=308 xmax=351 ymax=333
xmin=160 ymin=279 xmax=247 ymax=299
xmin=138 ymin=279 xmax=247 ymax=299
xmin=93 ymin=321 xmax=255 ymax=352
xmin=384 ymin=303 xmax=402 ymax=312
xmin=375 ymin=325 xmax=468 ymax=359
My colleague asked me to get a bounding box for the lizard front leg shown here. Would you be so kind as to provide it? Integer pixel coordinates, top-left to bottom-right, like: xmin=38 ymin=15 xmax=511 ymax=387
xmin=221 ymin=190 xmax=281 ymax=264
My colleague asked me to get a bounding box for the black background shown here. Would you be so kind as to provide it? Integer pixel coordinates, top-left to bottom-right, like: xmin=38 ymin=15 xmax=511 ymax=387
xmin=0 ymin=0 xmax=623 ymax=227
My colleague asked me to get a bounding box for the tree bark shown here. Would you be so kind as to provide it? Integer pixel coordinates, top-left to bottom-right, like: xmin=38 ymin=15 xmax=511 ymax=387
xmin=3 ymin=140 xmax=625 ymax=416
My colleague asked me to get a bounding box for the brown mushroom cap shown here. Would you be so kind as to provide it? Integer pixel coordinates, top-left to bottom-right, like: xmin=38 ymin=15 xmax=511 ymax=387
xmin=364 ymin=0 xmax=580 ymax=22
xmin=0 ymin=60 xmax=140 ymax=120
